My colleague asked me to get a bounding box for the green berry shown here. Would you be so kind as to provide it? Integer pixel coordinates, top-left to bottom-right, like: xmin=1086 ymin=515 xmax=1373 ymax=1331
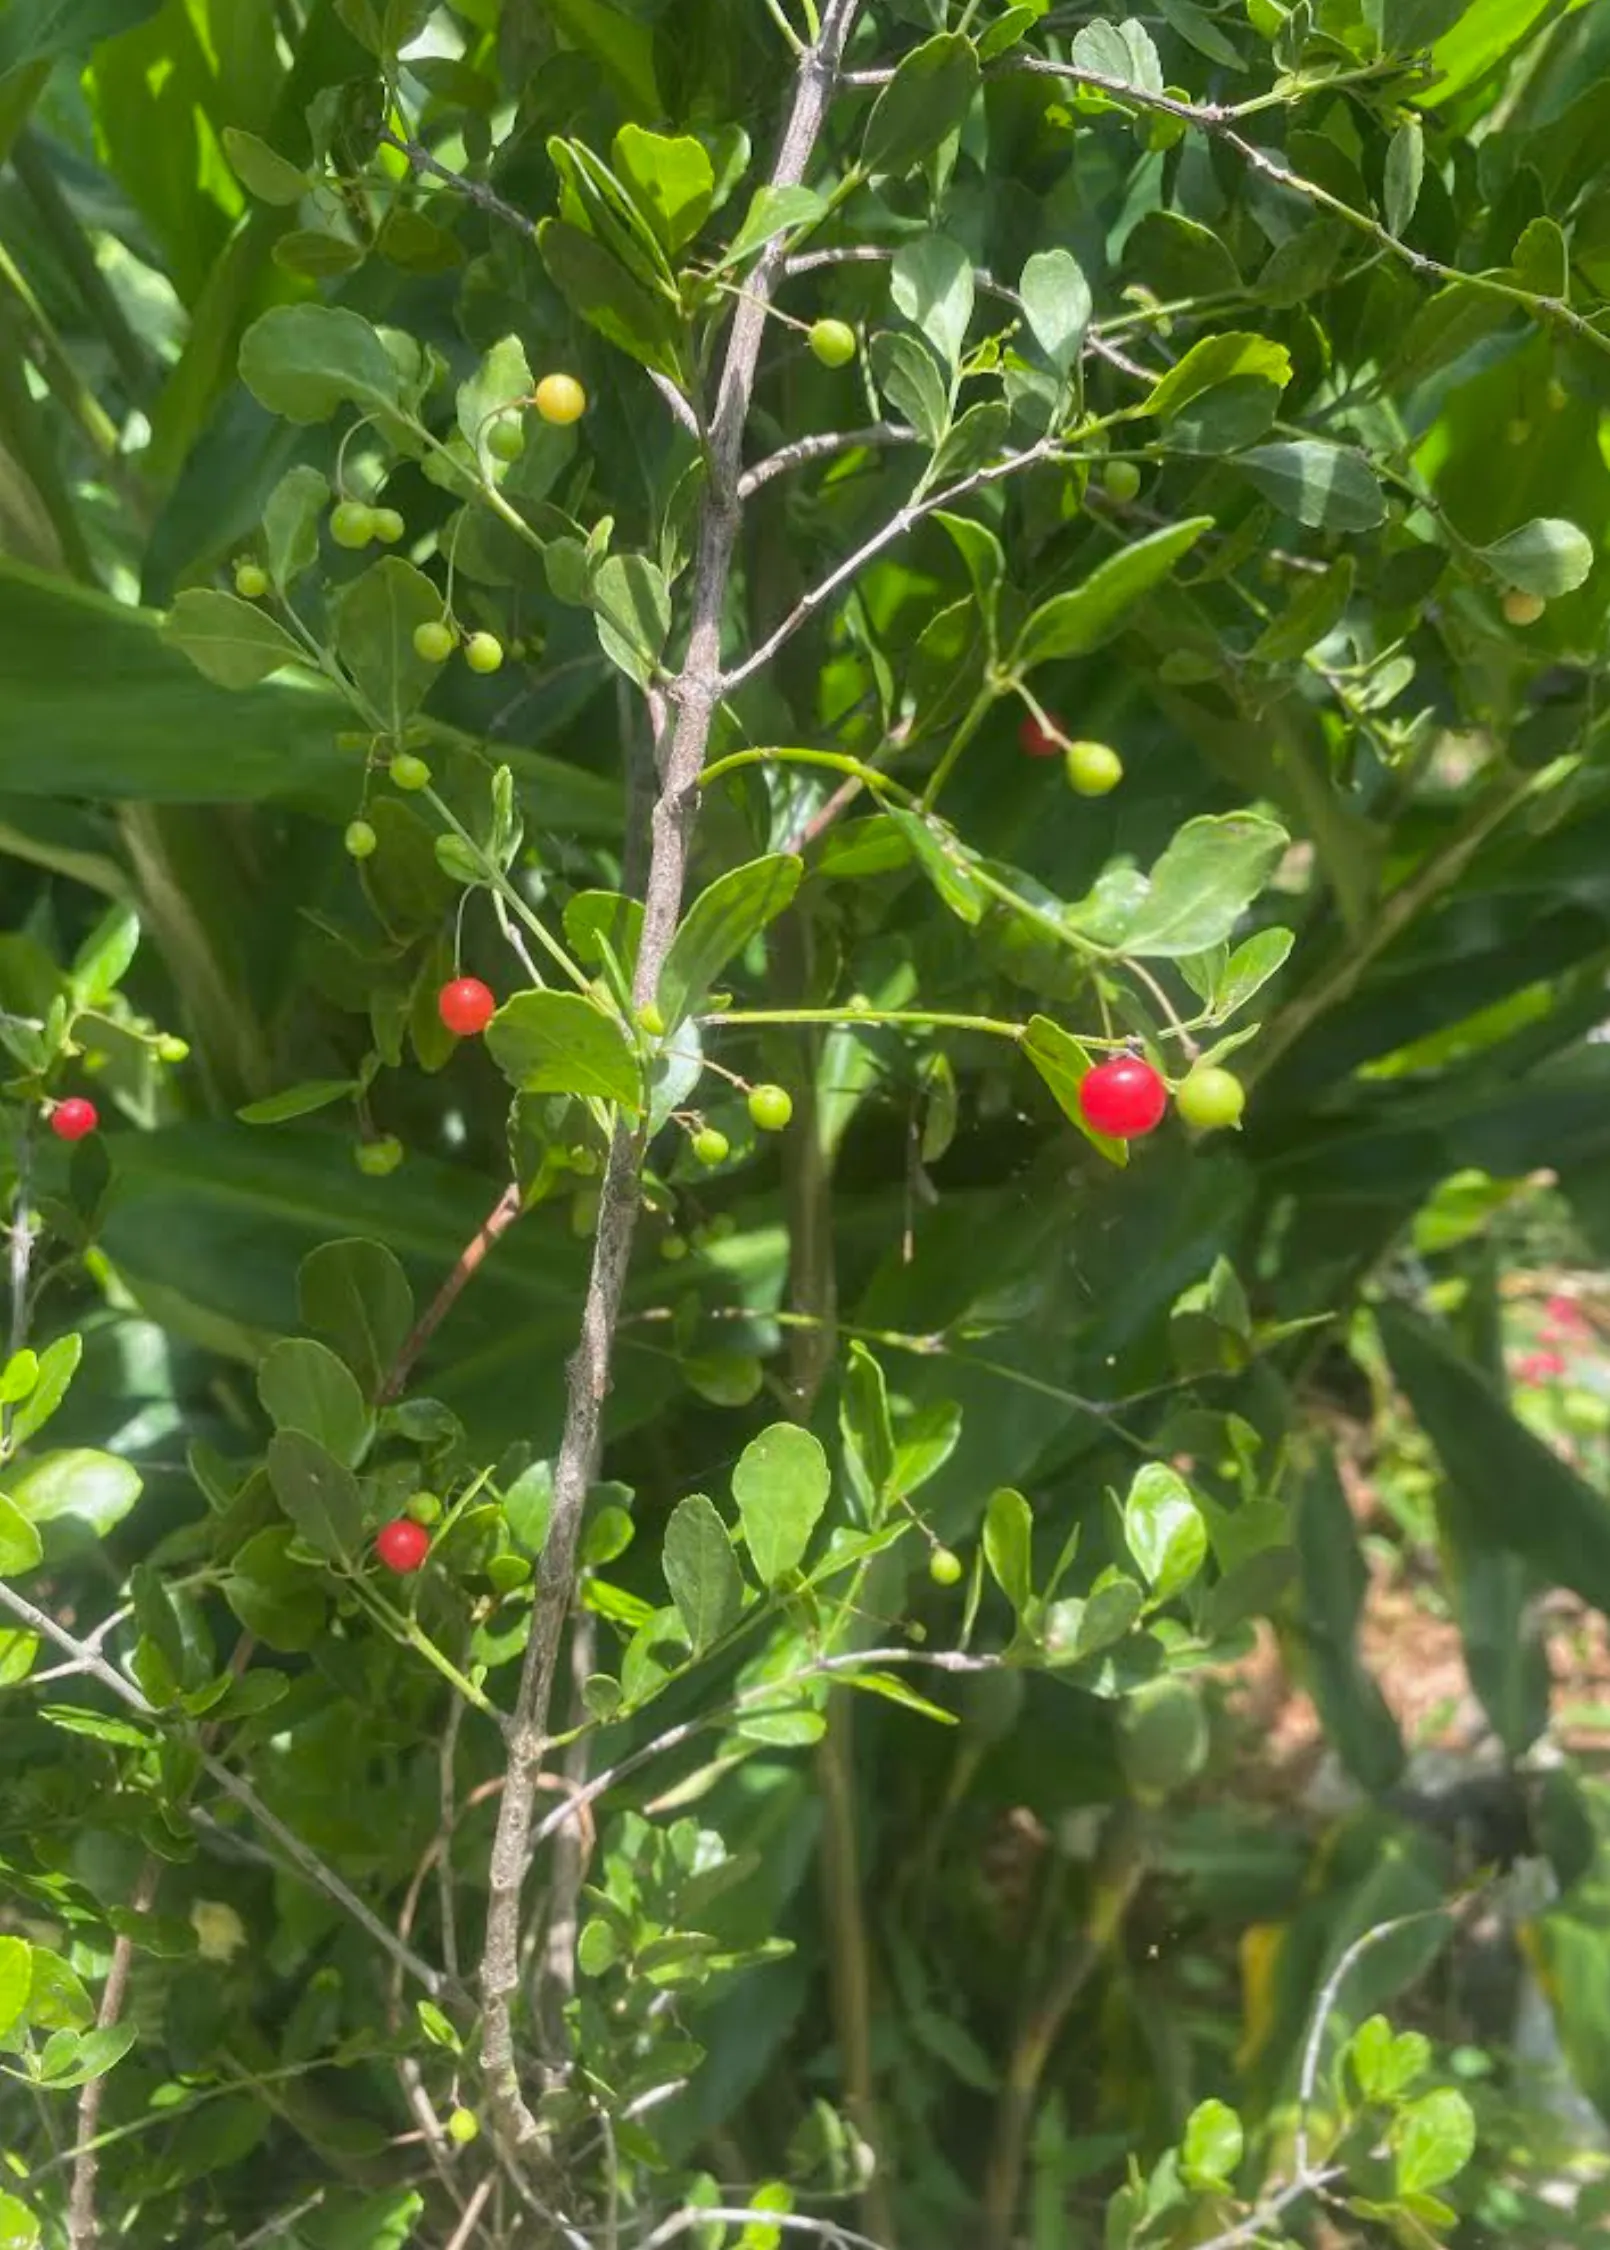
xmin=660 ymin=1234 xmax=688 ymax=1262
xmin=447 ymin=2107 xmax=480 ymax=2146
xmin=372 ymin=506 xmax=405 ymax=544
xmin=355 ymin=1135 xmax=404 ymax=1176
xmin=345 ymin=818 xmax=378 ymax=859
xmin=405 ymin=1490 xmax=442 ymax=1525
xmin=929 ymin=1545 xmax=964 ymax=1588
xmin=389 ymin=752 xmax=431 ymax=793
xmin=1175 ymin=1065 xmax=1246 ymax=1132
xmin=487 ymin=414 xmax=526 ymax=462
xmin=809 ymin=318 xmax=857 ymax=369
xmin=156 ymin=1035 xmax=190 ymax=1064
xmin=330 ymin=500 xmax=376 ymax=549
xmin=1064 ymin=740 xmax=1124 ymax=797
xmin=1503 ymin=588 xmax=1547 ymax=626
xmin=1102 ymin=459 xmax=1142 ymax=502
xmin=636 ymin=1001 xmax=666 ymax=1038
xmin=234 ymin=561 xmax=269 ymax=599
xmin=691 ymin=1126 xmax=730 ymax=1168
xmin=413 ymin=619 xmax=455 ymax=663
xmin=464 ymin=631 xmax=504 ymax=675
xmin=748 ymin=1083 xmax=793 ymax=1133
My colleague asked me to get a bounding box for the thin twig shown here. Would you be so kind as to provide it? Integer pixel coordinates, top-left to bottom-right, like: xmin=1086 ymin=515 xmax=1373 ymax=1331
xmin=442 ymin=2173 xmax=496 ymax=2250
xmin=66 ymin=1858 xmax=159 ymax=2249
xmin=738 ymin=421 xmax=916 ymax=497
xmin=381 ymin=1183 xmax=525 ymax=1402
xmin=721 ymin=440 xmax=1054 ymax=692
xmin=475 ymin=0 xmax=866 ymax=2155
xmin=379 ymin=127 xmax=536 ymax=240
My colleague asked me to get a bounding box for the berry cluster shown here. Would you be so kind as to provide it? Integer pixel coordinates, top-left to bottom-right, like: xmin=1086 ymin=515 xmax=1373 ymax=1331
xmin=1078 ymin=1057 xmax=1245 ymax=1139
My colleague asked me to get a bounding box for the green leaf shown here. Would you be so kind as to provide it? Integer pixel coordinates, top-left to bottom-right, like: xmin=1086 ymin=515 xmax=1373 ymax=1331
xmin=840 ymin=1341 xmax=895 ymax=1520
xmin=502 ymin=1461 xmax=554 ymax=1555
xmin=1351 ymin=2014 xmax=1431 ymax=2100
xmin=537 ymin=217 xmax=686 ymax=383
xmin=238 ymin=1080 xmax=359 ymax=1127
xmin=732 ymin=1424 xmax=830 ymax=1584
xmin=1236 ymin=442 xmax=1386 ymax=531
xmin=929 ymin=400 xmax=1009 ymax=486
xmin=663 ymin=1493 xmax=744 ymax=1651
xmin=3 ymin=1450 xmax=140 ymax=1548
xmin=1122 ymin=812 xmax=1289 ymax=958
xmin=564 ymin=891 xmax=644 ymax=974
xmin=1393 ymin=2087 xmax=1475 ymax=2194
xmin=9 ymin=1334 xmax=80 ymax=1448
xmin=592 ymin=553 xmax=671 ymax=687
xmin=892 ymin=233 xmax=974 ymax=371
xmin=298 ymin=1239 xmax=414 ymax=1402
xmin=862 ymin=32 xmax=980 ymax=177
xmin=485 ymin=992 xmax=643 ymax=1112
xmin=1383 ymin=117 xmax=1424 ymax=237
xmin=1010 ymin=519 xmax=1213 ymax=670
xmin=0 ymin=1352 xmax=35 ymax=1407
xmin=1213 ymin=927 xmax=1294 ymax=1018
xmin=1182 ymin=2097 xmax=1244 ymax=2188
xmin=457 ymin=333 xmax=534 ymax=474
xmin=1123 ymin=1465 xmax=1208 ymax=1601
xmin=1379 ymin=1306 xmax=1610 ymax=1618
xmin=0 ymin=1493 xmax=41 ymax=1576
xmin=870 ymin=332 xmax=949 ymax=449
xmin=1478 ymin=518 xmax=1594 ymax=598
xmin=1021 ymin=1014 xmax=1127 ymax=1165
xmin=34 ymin=2021 xmax=137 ymax=2088
xmin=71 ymin=902 xmax=138 ymax=1005
xmin=935 ymin=510 xmax=1005 ymax=628
xmin=1294 ymin=1449 xmax=1406 ymax=1792
xmin=723 ymin=183 xmax=827 ymax=266
xmin=1018 ymin=248 xmax=1091 ymax=376
xmin=983 ymin=1486 xmax=1033 ymax=1617
xmin=335 ymin=560 xmax=443 ymax=734
xmin=1119 ymin=1675 xmax=1207 ymax=1799
xmin=612 ymin=124 xmax=714 ymax=252
xmin=1512 ymin=213 xmax=1567 ymax=297
xmin=1072 ymin=16 xmax=1163 ymax=90
xmin=0 ymin=2194 xmax=37 ymax=2250
xmin=238 ymin=304 xmax=400 ymax=424
xmin=1155 ymin=0 xmax=1246 ymax=68
xmin=1047 ymin=1572 xmax=1144 ymax=1663
xmin=1141 ymin=332 xmax=1290 ymax=420
xmin=265 ymin=1428 xmax=362 ymax=1559
xmin=1250 ymin=555 xmax=1354 ymax=665
xmin=26 ymin=1946 xmax=91 ymax=2030
xmin=221 ymin=125 xmax=309 ymax=205
xmin=162 ymin=591 xmax=307 ymax=691
xmin=887 ymin=810 xmax=985 ymax=923
xmin=257 ymin=1338 xmax=371 ymax=1467
xmin=657 ymin=853 xmax=802 ymax=1028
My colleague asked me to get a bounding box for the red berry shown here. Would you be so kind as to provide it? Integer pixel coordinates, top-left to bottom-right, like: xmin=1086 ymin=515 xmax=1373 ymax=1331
xmin=375 ymin=1518 xmax=430 ymax=1574
xmin=1018 ymin=712 xmax=1062 ymax=759
xmin=1077 ymin=1056 xmax=1168 ymax=1140
xmin=49 ymin=1098 xmax=99 ymax=1142
xmin=438 ymin=977 xmax=496 ymax=1037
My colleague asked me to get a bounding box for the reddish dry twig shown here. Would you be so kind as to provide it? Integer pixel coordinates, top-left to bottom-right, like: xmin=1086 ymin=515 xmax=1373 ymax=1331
xmin=382 ymin=1182 xmax=524 ymax=1402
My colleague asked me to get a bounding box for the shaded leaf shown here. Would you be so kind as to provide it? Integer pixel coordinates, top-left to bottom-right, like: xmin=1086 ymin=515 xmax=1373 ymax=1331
xmin=657 ymin=853 xmax=801 ymax=1028
xmin=1011 ymin=519 xmax=1213 ymax=669
xmin=485 ymin=992 xmax=643 ymax=1112
xmin=732 ymin=1424 xmax=830 ymax=1584
xmin=162 ymin=592 xmax=307 ymax=691
xmin=663 ymin=1494 xmax=744 ymax=1651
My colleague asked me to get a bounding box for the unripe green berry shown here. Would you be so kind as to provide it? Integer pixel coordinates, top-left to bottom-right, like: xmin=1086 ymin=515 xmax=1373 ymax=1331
xmin=809 ymin=318 xmax=857 ymax=368
xmin=345 ymin=818 xmax=379 ymax=859
xmin=413 ymin=619 xmax=455 ymax=663
xmin=330 ymin=500 xmax=376 ymax=549
xmin=464 ymin=631 xmax=504 ymax=675
xmin=372 ymin=506 xmax=405 ymax=544
xmin=691 ymin=1126 xmax=730 ymax=1167
xmin=156 ymin=1035 xmax=190 ymax=1064
xmin=389 ymin=752 xmax=431 ymax=793
xmin=1175 ymin=1065 xmax=1246 ymax=1132
xmin=929 ymin=1545 xmax=964 ymax=1588
xmin=234 ymin=561 xmax=269 ymax=599
xmin=405 ymin=1490 xmax=443 ymax=1525
xmin=1102 ymin=459 xmax=1142 ymax=502
xmin=1064 ymin=740 xmax=1124 ymax=798
xmin=748 ymin=1083 xmax=793 ymax=1133
xmin=447 ymin=2107 xmax=479 ymax=2146
xmin=660 ymin=1234 xmax=688 ymax=1262
xmin=636 ymin=1001 xmax=666 ymax=1038
xmin=487 ymin=414 xmax=526 ymax=462
xmin=355 ymin=1135 xmax=404 ymax=1176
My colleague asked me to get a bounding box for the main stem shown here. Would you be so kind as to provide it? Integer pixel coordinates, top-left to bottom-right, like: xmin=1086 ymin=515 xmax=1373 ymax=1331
xmin=476 ymin=0 xmax=862 ymax=2154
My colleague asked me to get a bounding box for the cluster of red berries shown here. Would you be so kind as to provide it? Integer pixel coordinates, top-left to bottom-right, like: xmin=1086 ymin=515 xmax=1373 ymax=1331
xmin=1079 ymin=1056 xmax=1245 ymax=1139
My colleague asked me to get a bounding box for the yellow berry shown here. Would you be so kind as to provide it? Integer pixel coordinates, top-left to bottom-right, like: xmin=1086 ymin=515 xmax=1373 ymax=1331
xmin=535 ymin=373 xmax=587 ymax=425
xmin=464 ymin=631 xmax=504 ymax=675
xmin=1502 ymin=588 xmax=1547 ymax=626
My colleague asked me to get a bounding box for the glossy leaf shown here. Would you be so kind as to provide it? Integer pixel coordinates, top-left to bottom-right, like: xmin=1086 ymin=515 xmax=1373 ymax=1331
xmin=336 ymin=560 xmax=443 ymax=733
xmin=862 ymin=32 xmax=980 ymax=177
xmin=983 ymin=1486 xmax=1033 ymax=1617
xmin=1123 ymin=1465 xmax=1208 ymax=1601
xmin=238 ymin=304 xmax=400 ymax=423
xmin=4 ymin=1449 xmax=140 ymax=1548
xmin=1478 ymin=517 xmax=1594 ymax=597
xmin=612 ymin=125 xmax=713 ymax=252
xmin=485 ymin=992 xmax=643 ymax=1112
xmin=891 ymin=233 xmax=973 ymax=371
xmin=1010 ymin=519 xmax=1213 ymax=670
xmin=162 ymin=591 xmax=307 ymax=691
xmin=657 ymin=853 xmax=802 ymax=1027
xmin=732 ymin=1425 xmax=830 ymax=1584
xmin=1122 ymin=812 xmax=1289 ymax=959
xmin=1236 ymin=442 xmax=1386 ymax=531
xmin=298 ymin=1239 xmax=414 ymax=1402
xmin=257 ymin=1338 xmax=371 ymax=1467
xmin=1019 ymin=248 xmax=1091 ymax=375
xmin=265 ymin=1428 xmax=362 ymax=1559
xmin=663 ymin=1494 xmax=744 ymax=1652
